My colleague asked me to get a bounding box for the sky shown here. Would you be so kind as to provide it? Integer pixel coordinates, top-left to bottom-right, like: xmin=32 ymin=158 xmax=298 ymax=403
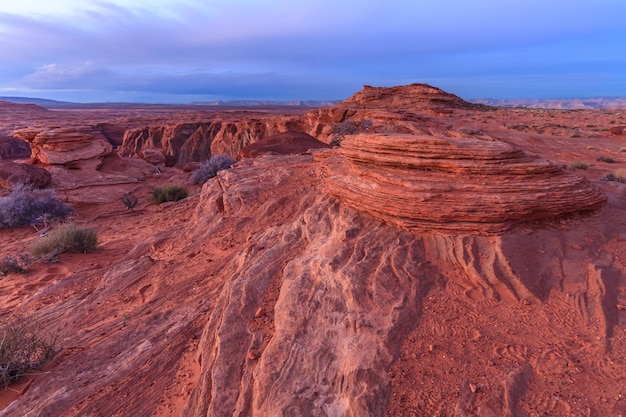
xmin=0 ymin=0 xmax=624 ymax=103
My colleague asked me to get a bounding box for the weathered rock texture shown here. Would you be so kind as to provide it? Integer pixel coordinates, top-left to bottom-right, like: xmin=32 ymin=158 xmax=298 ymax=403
xmin=13 ymin=127 xmax=113 ymax=166
xmin=0 ymin=161 xmax=51 ymax=188
xmin=238 ymin=131 xmax=331 ymax=159
xmin=119 ymin=118 xmax=307 ymax=164
xmin=319 ymin=134 xmax=606 ymax=233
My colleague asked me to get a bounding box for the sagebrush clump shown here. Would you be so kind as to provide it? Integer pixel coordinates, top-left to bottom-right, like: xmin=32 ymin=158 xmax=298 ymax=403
xmin=189 ymin=154 xmax=236 ymax=185
xmin=148 ymin=184 xmax=188 ymax=204
xmin=31 ymin=223 xmax=98 ymax=258
xmin=0 ymin=316 xmax=57 ymax=388
xmin=569 ymin=161 xmax=589 ymax=170
xmin=0 ymin=185 xmax=72 ymax=229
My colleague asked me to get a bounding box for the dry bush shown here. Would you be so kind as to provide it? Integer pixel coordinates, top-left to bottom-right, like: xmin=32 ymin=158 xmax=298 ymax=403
xmin=569 ymin=161 xmax=589 ymax=170
xmin=189 ymin=154 xmax=236 ymax=185
xmin=0 ymin=316 xmax=57 ymax=389
xmin=0 ymin=185 xmax=72 ymax=229
xmin=0 ymin=255 xmax=29 ymax=277
xmin=31 ymin=223 xmax=98 ymax=258
xmin=148 ymin=184 xmax=188 ymax=204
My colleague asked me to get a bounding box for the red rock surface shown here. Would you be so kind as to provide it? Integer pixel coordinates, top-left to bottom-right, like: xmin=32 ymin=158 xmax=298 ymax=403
xmin=238 ymin=131 xmax=331 ymax=158
xmin=0 ymin=161 xmax=51 ymax=188
xmin=0 ymin=138 xmax=31 ymax=160
xmin=13 ymin=127 xmax=113 ymax=165
xmin=318 ymin=133 xmax=606 ymax=233
xmin=0 ymin=85 xmax=626 ymax=417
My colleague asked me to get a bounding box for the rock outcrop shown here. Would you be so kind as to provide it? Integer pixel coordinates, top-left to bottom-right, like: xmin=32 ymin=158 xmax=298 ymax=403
xmin=119 ymin=118 xmax=308 ymax=165
xmin=238 ymin=131 xmax=331 ymax=159
xmin=13 ymin=127 xmax=113 ymax=167
xmin=0 ymin=138 xmax=31 ymax=160
xmin=0 ymin=161 xmax=51 ymax=188
xmin=318 ymin=134 xmax=606 ymax=233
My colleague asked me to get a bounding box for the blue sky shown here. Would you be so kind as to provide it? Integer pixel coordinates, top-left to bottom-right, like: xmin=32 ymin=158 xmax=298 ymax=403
xmin=0 ymin=0 xmax=624 ymax=103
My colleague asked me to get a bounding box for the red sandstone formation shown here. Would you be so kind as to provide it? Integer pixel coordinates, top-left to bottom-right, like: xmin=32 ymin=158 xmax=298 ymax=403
xmin=0 ymin=161 xmax=51 ymax=188
xmin=1 ymin=84 xmax=626 ymax=417
xmin=13 ymin=127 xmax=113 ymax=166
xmin=318 ymin=134 xmax=606 ymax=233
xmin=119 ymin=118 xmax=308 ymax=164
xmin=238 ymin=131 xmax=331 ymax=159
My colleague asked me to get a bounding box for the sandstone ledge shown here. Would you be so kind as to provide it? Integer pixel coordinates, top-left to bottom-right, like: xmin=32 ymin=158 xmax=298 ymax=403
xmin=318 ymin=134 xmax=606 ymax=234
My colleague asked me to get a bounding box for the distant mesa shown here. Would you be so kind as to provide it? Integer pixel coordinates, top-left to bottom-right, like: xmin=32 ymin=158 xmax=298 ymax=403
xmin=238 ymin=131 xmax=332 ymax=159
xmin=0 ymin=100 xmax=48 ymax=112
xmin=318 ymin=133 xmax=606 ymax=234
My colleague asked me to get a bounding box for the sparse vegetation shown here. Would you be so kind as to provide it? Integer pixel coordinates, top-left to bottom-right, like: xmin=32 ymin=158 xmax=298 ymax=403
xmin=148 ymin=184 xmax=188 ymax=204
xmin=121 ymin=193 xmax=139 ymax=210
xmin=189 ymin=154 xmax=236 ymax=185
xmin=603 ymin=168 xmax=626 ymax=183
xmin=0 ymin=255 xmax=27 ymax=277
xmin=30 ymin=223 xmax=98 ymax=258
xmin=620 ymin=147 xmax=626 ymax=153
xmin=0 ymin=185 xmax=72 ymax=229
xmin=569 ymin=161 xmax=589 ymax=170
xmin=0 ymin=316 xmax=57 ymax=389
xmin=596 ymin=156 xmax=615 ymax=163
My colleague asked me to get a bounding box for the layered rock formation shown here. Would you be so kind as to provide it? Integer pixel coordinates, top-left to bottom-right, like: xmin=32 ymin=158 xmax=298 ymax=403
xmin=119 ymin=118 xmax=307 ymax=164
xmin=318 ymin=134 xmax=606 ymax=233
xmin=13 ymin=127 xmax=112 ymax=167
xmin=238 ymin=131 xmax=331 ymax=159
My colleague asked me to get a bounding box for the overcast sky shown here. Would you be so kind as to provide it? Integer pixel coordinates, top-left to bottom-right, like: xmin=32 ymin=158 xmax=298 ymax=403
xmin=0 ymin=0 xmax=624 ymax=103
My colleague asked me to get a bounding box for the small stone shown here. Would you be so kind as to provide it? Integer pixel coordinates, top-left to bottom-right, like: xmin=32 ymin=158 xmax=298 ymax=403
xmin=469 ymin=383 xmax=477 ymax=393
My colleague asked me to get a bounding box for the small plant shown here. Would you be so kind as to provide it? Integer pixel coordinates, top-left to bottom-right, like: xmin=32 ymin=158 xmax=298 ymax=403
xmin=596 ymin=156 xmax=615 ymax=163
xmin=0 ymin=185 xmax=72 ymax=229
xmin=148 ymin=184 xmax=188 ymax=204
xmin=0 ymin=255 xmax=27 ymax=277
xmin=121 ymin=193 xmax=139 ymax=210
xmin=31 ymin=223 xmax=98 ymax=258
xmin=329 ymin=119 xmax=372 ymax=146
xmin=189 ymin=154 xmax=236 ymax=185
xmin=0 ymin=316 xmax=57 ymax=389
xmin=620 ymin=147 xmax=626 ymax=153
xmin=569 ymin=161 xmax=588 ymax=170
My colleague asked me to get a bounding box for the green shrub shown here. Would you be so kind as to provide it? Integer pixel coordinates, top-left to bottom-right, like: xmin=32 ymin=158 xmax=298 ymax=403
xmin=569 ymin=161 xmax=588 ymax=170
xmin=0 ymin=316 xmax=57 ymax=388
xmin=31 ymin=223 xmax=98 ymax=257
xmin=148 ymin=184 xmax=188 ymax=204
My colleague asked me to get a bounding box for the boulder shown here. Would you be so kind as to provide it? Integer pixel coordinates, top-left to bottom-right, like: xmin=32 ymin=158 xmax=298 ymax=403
xmin=0 ymin=161 xmax=51 ymax=188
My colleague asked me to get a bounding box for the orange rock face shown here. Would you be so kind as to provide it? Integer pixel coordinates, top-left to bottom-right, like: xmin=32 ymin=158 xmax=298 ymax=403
xmin=318 ymin=134 xmax=606 ymax=233
xmin=13 ymin=127 xmax=113 ymax=165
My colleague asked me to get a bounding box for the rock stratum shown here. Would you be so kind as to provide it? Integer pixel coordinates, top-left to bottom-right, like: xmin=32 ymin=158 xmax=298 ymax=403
xmin=319 ymin=134 xmax=606 ymax=233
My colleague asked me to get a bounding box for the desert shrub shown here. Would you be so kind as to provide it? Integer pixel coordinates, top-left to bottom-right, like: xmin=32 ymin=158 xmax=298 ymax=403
xmin=569 ymin=161 xmax=588 ymax=170
xmin=0 ymin=316 xmax=57 ymax=388
xmin=189 ymin=154 xmax=236 ymax=185
xmin=596 ymin=156 xmax=615 ymax=163
xmin=31 ymin=223 xmax=98 ymax=257
xmin=0 ymin=185 xmax=72 ymax=229
xmin=620 ymin=147 xmax=626 ymax=153
xmin=148 ymin=184 xmax=188 ymax=204
xmin=330 ymin=119 xmax=372 ymax=146
xmin=0 ymin=255 xmax=26 ymax=277
xmin=121 ymin=193 xmax=139 ymax=210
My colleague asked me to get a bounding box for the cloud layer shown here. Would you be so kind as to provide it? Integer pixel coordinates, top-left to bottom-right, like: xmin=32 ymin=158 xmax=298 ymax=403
xmin=1 ymin=0 xmax=624 ymax=102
